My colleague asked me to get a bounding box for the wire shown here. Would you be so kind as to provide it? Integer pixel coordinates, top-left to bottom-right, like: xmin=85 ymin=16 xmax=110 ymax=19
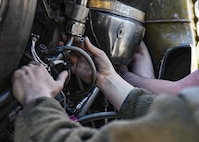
xmin=60 ymin=91 xmax=67 ymax=110
xmin=78 ymin=111 xmax=120 ymax=124
xmin=31 ymin=35 xmax=48 ymax=68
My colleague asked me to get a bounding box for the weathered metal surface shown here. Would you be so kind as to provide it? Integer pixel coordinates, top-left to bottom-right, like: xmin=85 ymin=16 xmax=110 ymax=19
xmin=144 ymin=0 xmax=197 ymax=79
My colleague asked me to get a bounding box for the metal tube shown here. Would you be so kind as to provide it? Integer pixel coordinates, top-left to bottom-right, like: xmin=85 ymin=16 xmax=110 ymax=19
xmin=76 ymin=87 xmax=100 ymax=118
xmin=65 ymin=35 xmax=75 ymax=46
xmin=80 ymin=0 xmax=88 ymax=7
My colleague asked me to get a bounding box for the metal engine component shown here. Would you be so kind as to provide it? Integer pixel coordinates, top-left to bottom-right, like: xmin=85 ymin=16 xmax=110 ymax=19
xmin=0 ymin=0 xmax=37 ymax=141
xmin=0 ymin=0 xmax=37 ymax=91
xmin=86 ymin=0 xmax=147 ymax=65
xmin=0 ymin=0 xmax=198 ymax=141
xmin=0 ymin=1 xmax=154 ymax=140
xmin=64 ymin=0 xmax=89 ymax=36
xmin=144 ymin=0 xmax=198 ymax=80
xmin=87 ymin=11 xmax=145 ymax=65
xmin=0 ymin=0 xmax=8 ymax=23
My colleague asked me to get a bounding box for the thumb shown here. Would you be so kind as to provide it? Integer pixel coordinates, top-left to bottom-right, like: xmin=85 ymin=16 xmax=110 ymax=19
xmin=56 ymin=70 xmax=68 ymax=88
xmin=84 ymin=37 xmax=103 ymax=56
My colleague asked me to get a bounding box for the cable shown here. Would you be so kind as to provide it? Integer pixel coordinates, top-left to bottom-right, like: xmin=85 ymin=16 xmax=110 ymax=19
xmin=78 ymin=111 xmax=120 ymax=124
xmin=31 ymin=35 xmax=48 ymax=67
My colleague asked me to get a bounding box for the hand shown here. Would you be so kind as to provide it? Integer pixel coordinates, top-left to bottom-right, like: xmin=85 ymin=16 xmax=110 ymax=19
xmin=70 ymin=37 xmax=117 ymax=87
xmin=12 ymin=62 xmax=68 ymax=105
xmin=129 ymin=41 xmax=155 ymax=78
xmin=69 ymin=37 xmax=134 ymax=109
xmin=115 ymin=41 xmax=155 ymax=79
xmin=114 ymin=65 xmax=128 ymax=76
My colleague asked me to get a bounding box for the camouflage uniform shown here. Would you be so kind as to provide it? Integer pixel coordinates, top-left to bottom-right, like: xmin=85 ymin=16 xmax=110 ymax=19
xmin=14 ymin=87 xmax=199 ymax=142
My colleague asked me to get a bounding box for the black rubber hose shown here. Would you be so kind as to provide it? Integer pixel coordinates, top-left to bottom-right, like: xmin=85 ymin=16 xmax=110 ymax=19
xmin=78 ymin=111 xmax=120 ymax=124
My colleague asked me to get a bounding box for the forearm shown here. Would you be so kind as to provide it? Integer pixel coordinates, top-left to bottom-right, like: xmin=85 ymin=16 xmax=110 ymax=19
xmin=14 ymin=97 xmax=96 ymax=142
xmin=176 ymin=69 xmax=199 ymax=90
xmin=14 ymin=94 xmax=153 ymax=142
xmin=122 ymin=70 xmax=199 ymax=96
xmin=15 ymin=89 xmax=199 ymax=142
xmin=121 ymin=72 xmax=178 ymax=96
xmin=98 ymin=72 xmax=134 ymax=110
xmin=14 ymin=88 xmax=153 ymax=142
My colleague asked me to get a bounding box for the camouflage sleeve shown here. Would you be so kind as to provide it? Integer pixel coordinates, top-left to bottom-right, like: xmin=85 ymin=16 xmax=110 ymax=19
xmin=14 ymin=88 xmax=155 ymax=142
xmin=14 ymin=89 xmax=199 ymax=142
xmin=14 ymin=97 xmax=97 ymax=142
xmin=119 ymin=88 xmax=156 ymax=119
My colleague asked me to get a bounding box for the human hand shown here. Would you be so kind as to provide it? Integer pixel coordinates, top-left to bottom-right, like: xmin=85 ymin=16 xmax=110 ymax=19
xmin=114 ymin=65 xmax=128 ymax=76
xmin=12 ymin=62 xmax=68 ymax=105
xmin=114 ymin=41 xmax=155 ymax=78
xmin=70 ymin=37 xmax=116 ymax=87
xmin=129 ymin=41 xmax=155 ymax=78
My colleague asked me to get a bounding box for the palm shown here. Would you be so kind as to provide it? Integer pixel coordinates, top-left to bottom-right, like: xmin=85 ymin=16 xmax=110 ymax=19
xmin=70 ymin=37 xmax=116 ymax=86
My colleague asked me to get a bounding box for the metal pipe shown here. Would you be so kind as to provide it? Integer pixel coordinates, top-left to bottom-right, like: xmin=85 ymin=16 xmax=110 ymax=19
xmin=65 ymin=35 xmax=75 ymax=46
xmin=80 ymin=0 xmax=88 ymax=7
xmin=76 ymin=87 xmax=100 ymax=117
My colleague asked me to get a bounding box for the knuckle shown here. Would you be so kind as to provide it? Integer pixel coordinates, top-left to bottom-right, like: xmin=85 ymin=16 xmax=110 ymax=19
xmin=13 ymin=69 xmax=24 ymax=78
xmin=21 ymin=65 xmax=29 ymax=71
xmin=97 ymin=49 xmax=105 ymax=56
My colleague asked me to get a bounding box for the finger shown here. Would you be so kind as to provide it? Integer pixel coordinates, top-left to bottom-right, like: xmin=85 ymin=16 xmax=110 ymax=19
xmin=21 ymin=66 xmax=32 ymax=75
xmin=59 ymin=41 xmax=65 ymax=46
xmin=12 ymin=69 xmax=26 ymax=79
xmin=84 ymin=37 xmax=104 ymax=56
xmin=56 ymin=70 xmax=68 ymax=89
xmin=29 ymin=61 xmax=47 ymax=72
xmin=29 ymin=61 xmax=42 ymax=67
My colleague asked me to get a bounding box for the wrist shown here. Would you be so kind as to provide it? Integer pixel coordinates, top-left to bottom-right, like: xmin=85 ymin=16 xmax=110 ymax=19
xmin=96 ymin=72 xmax=119 ymax=89
xmin=24 ymin=91 xmax=53 ymax=105
xmin=97 ymin=72 xmax=134 ymax=110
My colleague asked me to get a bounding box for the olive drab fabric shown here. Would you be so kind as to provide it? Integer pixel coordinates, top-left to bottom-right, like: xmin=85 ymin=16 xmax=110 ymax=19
xmin=15 ymin=87 xmax=199 ymax=142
